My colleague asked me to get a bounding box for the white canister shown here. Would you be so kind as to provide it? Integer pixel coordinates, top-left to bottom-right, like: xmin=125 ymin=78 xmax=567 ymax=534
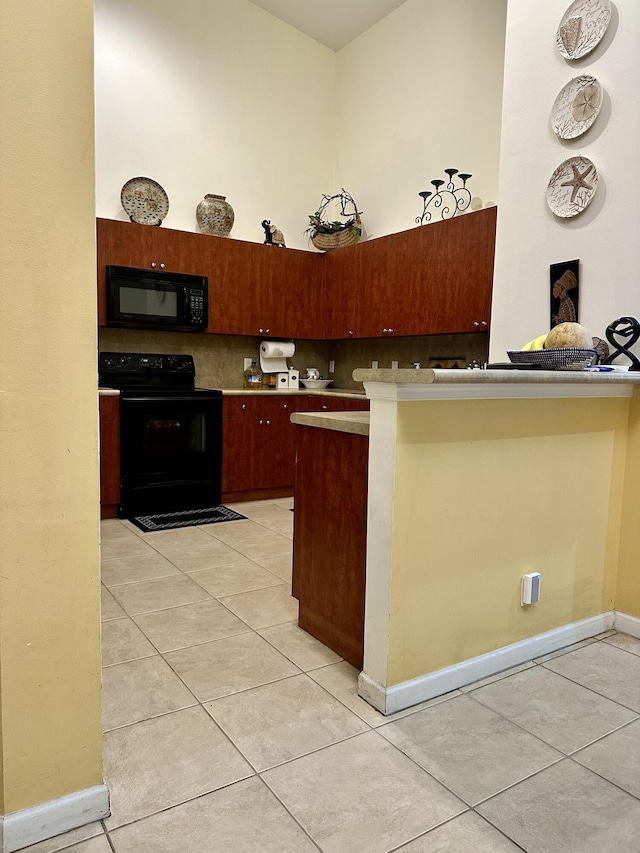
xmin=276 ymin=372 xmax=290 ymax=389
xmin=288 ymin=368 xmax=300 ymax=389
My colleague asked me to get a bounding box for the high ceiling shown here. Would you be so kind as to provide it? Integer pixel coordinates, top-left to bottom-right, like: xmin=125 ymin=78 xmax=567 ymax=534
xmin=247 ymin=0 xmax=409 ymax=51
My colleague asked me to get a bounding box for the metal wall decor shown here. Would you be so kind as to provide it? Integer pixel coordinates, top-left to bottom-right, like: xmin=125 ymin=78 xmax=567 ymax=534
xmin=556 ymin=0 xmax=611 ymax=60
xmin=416 ymin=169 xmax=472 ymax=225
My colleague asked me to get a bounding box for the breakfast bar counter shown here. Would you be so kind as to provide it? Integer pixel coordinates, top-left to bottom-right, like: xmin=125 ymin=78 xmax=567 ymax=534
xmin=292 ymin=367 xmax=640 ymax=713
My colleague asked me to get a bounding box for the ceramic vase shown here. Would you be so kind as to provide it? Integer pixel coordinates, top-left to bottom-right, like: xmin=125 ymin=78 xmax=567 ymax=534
xmin=196 ymin=194 xmax=234 ymax=237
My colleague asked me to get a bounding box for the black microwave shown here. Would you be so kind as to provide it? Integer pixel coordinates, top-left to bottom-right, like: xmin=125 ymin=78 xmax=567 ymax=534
xmin=105 ymin=265 xmax=208 ymax=331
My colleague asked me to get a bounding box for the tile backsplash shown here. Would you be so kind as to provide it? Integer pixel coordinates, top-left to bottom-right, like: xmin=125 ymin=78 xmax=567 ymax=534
xmin=98 ymin=330 xmax=489 ymax=390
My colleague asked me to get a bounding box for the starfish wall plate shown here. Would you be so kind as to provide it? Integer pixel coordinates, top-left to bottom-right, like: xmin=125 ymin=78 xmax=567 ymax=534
xmin=546 ymin=156 xmax=599 ymax=218
xmin=551 ymin=75 xmax=602 ymax=140
xmin=556 ymin=0 xmax=611 ymax=60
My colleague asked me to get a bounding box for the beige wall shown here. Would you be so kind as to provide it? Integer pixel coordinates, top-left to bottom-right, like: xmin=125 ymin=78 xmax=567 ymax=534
xmin=94 ymin=0 xmax=507 ymax=248
xmin=94 ymin=0 xmax=336 ymax=247
xmin=0 ymin=0 xmax=102 ymax=814
xmin=335 ymin=0 xmax=507 ymax=239
xmin=386 ymin=397 xmax=629 ymax=685
xmin=490 ymin=0 xmax=640 ymax=363
xmin=616 ymin=389 xmax=640 ymax=618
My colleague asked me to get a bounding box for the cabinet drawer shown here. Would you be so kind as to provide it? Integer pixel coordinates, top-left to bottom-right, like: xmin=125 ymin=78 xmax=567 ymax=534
xmin=223 ymin=395 xmax=298 ymax=419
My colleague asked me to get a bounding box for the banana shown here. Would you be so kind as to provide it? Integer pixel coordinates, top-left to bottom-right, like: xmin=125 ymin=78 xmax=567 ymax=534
xmin=521 ymin=334 xmax=548 ymax=351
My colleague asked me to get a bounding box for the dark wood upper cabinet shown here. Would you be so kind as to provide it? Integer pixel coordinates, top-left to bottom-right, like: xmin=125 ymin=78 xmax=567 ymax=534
xmin=322 ymin=206 xmax=497 ymax=339
xmin=97 ymin=207 xmax=496 ymax=339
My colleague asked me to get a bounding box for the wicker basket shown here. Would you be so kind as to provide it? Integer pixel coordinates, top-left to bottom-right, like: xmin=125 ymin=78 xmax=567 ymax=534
xmin=507 ymin=347 xmax=596 ymax=370
xmin=310 ymin=215 xmax=362 ymax=251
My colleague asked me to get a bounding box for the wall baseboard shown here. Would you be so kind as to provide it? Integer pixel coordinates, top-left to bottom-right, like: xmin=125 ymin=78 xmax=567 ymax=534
xmin=359 ymin=611 xmax=617 ymax=715
xmin=614 ymin=610 xmax=640 ymax=638
xmin=0 ymin=784 xmax=109 ymax=853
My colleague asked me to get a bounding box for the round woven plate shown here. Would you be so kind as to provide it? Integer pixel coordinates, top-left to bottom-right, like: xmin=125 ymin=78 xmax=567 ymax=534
xmin=507 ymin=348 xmax=596 ymax=370
xmin=121 ymin=177 xmax=169 ymax=226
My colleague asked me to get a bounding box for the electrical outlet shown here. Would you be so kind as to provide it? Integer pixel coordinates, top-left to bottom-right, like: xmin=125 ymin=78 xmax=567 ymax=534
xmin=243 ymin=357 xmax=252 ymax=371
xmin=372 ymin=360 xmax=379 ymax=369
xmin=329 ymin=360 xmax=335 ymax=373
xmin=521 ymin=572 xmax=541 ymax=605
xmin=391 ymin=360 xmax=398 ymax=369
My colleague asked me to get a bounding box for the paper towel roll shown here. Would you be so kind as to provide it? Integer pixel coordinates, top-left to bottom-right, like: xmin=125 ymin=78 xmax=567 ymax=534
xmin=260 ymin=340 xmax=295 ymax=373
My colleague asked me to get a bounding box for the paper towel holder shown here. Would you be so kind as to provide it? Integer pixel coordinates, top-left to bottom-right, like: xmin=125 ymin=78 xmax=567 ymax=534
xmin=259 ymin=340 xmax=296 ymax=374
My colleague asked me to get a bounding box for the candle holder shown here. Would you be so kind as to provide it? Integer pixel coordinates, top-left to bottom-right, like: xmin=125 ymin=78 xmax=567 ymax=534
xmin=416 ymin=169 xmax=472 ymax=225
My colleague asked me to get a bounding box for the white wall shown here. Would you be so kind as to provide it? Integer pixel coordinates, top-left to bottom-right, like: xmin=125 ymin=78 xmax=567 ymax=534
xmin=336 ymin=0 xmax=508 ymax=239
xmin=490 ymin=1 xmax=640 ymax=361
xmin=94 ymin=0 xmax=336 ymax=248
xmin=95 ymin=0 xmax=508 ymax=248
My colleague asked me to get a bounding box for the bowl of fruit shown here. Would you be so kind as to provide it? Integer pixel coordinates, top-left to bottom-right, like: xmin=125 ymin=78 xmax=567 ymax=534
xmin=508 ymin=323 xmax=597 ymax=370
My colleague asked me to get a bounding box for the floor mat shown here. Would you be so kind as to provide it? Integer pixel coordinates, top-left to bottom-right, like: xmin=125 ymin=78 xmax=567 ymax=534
xmin=129 ymin=506 xmax=247 ymax=532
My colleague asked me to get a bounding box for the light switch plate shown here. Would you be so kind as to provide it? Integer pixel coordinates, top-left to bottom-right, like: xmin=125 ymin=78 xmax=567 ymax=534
xmin=391 ymin=360 xmax=398 ymax=369
xmin=329 ymin=360 xmax=335 ymax=373
xmin=372 ymin=360 xmax=379 ymax=369
xmin=243 ymin=357 xmax=252 ymax=370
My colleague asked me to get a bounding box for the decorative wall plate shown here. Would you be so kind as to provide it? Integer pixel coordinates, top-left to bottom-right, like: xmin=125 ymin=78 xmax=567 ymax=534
xmin=551 ymin=75 xmax=602 ymax=139
xmin=546 ymin=156 xmax=599 ymax=218
xmin=121 ymin=177 xmax=169 ymax=226
xmin=556 ymin=0 xmax=611 ymax=60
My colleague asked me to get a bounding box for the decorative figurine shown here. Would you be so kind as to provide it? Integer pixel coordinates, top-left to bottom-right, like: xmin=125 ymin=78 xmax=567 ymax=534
xmin=603 ymin=317 xmax=640 ymax=370
xmin=261 ymin=220 xmax=286 ymax=247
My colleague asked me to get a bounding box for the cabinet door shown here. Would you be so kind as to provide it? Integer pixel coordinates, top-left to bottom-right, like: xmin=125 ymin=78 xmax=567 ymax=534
xmin=323 ymin=247 xmax=362 ymax=339
xmin=99 ymin=396 xmax=120 ymax=518
xmin=208 ymin=239 xmax=275 ymax=336
xmin=274 ymin=248 xmax=324 ymax=339
xmin=153 ymin=226 xmax=208 ymax=276
xmin=97 ymin=219 xmax=156 ymax=325
xmin=222 ymin=396 xmax=299 ymax=495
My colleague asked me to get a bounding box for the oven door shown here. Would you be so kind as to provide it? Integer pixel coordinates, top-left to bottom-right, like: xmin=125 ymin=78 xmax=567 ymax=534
xmin=119 ymin=390 xmax=222 ymax=516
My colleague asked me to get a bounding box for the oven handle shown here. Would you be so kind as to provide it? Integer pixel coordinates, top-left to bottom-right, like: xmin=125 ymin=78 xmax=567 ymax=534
xmin=120 ymin=394 xmax=218 ymax=404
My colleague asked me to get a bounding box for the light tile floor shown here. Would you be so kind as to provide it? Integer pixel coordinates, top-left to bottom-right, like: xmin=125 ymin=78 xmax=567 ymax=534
xmin=20 ymin=498 xmax=640 ymax=852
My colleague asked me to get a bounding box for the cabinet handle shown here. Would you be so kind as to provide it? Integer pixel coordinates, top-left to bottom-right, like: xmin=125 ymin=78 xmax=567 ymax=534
xmin=150 ymin=262 xmax=156 ymax=268
xmin=266 ymin=420 xmax=271 ymax=425
xmin=241 ymin=404 xmax=246 ymax=410
xmin=474 ymin=321 xmax=480 ymax=327
xmin=259 ymin=328 xmax=264 ymax=334
xmin=265 ymin=328 xmax=270 ymax=334
xmin=383 ymin=328 xmax=388 ymax=334
xmin=322 ymin=405 xmax=328 ymax=410
xmin=259 ymin=419 xmax=264 ymax=425
xmin=481 ymin=320 xmax=488 ymax=326
xmin=348 ymin=330 xmax=354 ymax=336
xmin=283 ymin=404 xmax=288 ymax=410
xmin=388 ymin=328 xmax=394 ymax=334
xmin=160 ymin=263 xmax=165 ymax=269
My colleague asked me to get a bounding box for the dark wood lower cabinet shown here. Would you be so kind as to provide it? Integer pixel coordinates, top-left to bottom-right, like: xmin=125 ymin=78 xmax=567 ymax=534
xmin=222 ymin=395 xmax=368 ymax=503
xmin=99 ymin=396 xmax=120 ymax=518
xmin=292 ymin=424 xmax=368 ymax=669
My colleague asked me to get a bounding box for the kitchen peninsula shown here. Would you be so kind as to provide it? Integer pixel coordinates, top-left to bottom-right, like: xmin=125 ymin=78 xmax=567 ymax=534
xmin=291 ymin=368 xmax=640 ymax=714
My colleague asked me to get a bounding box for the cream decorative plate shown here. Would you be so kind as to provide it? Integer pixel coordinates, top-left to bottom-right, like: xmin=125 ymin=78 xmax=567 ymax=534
xmin=556 ymin=0 xmax=611 ymax=60
xmin=121 ymin=177 xmax=169 ymax=226
xmin=551 ymin=75 xmax=602 ymax=139
xmin=546 ymin=156 xmax=599 ymax=218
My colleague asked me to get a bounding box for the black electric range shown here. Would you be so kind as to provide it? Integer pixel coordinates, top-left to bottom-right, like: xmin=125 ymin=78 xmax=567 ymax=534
xmin=99 ymin=352 xmax=222 ymax=517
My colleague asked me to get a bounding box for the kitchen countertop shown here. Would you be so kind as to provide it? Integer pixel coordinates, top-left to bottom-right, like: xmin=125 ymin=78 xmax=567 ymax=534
xmin=99 ymin=387 xmax=365 ymax=399
xmin=291 ymin=410 xmax=370 ymax=436
xmin=352 ymin=367 xmax=640 ymax=401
